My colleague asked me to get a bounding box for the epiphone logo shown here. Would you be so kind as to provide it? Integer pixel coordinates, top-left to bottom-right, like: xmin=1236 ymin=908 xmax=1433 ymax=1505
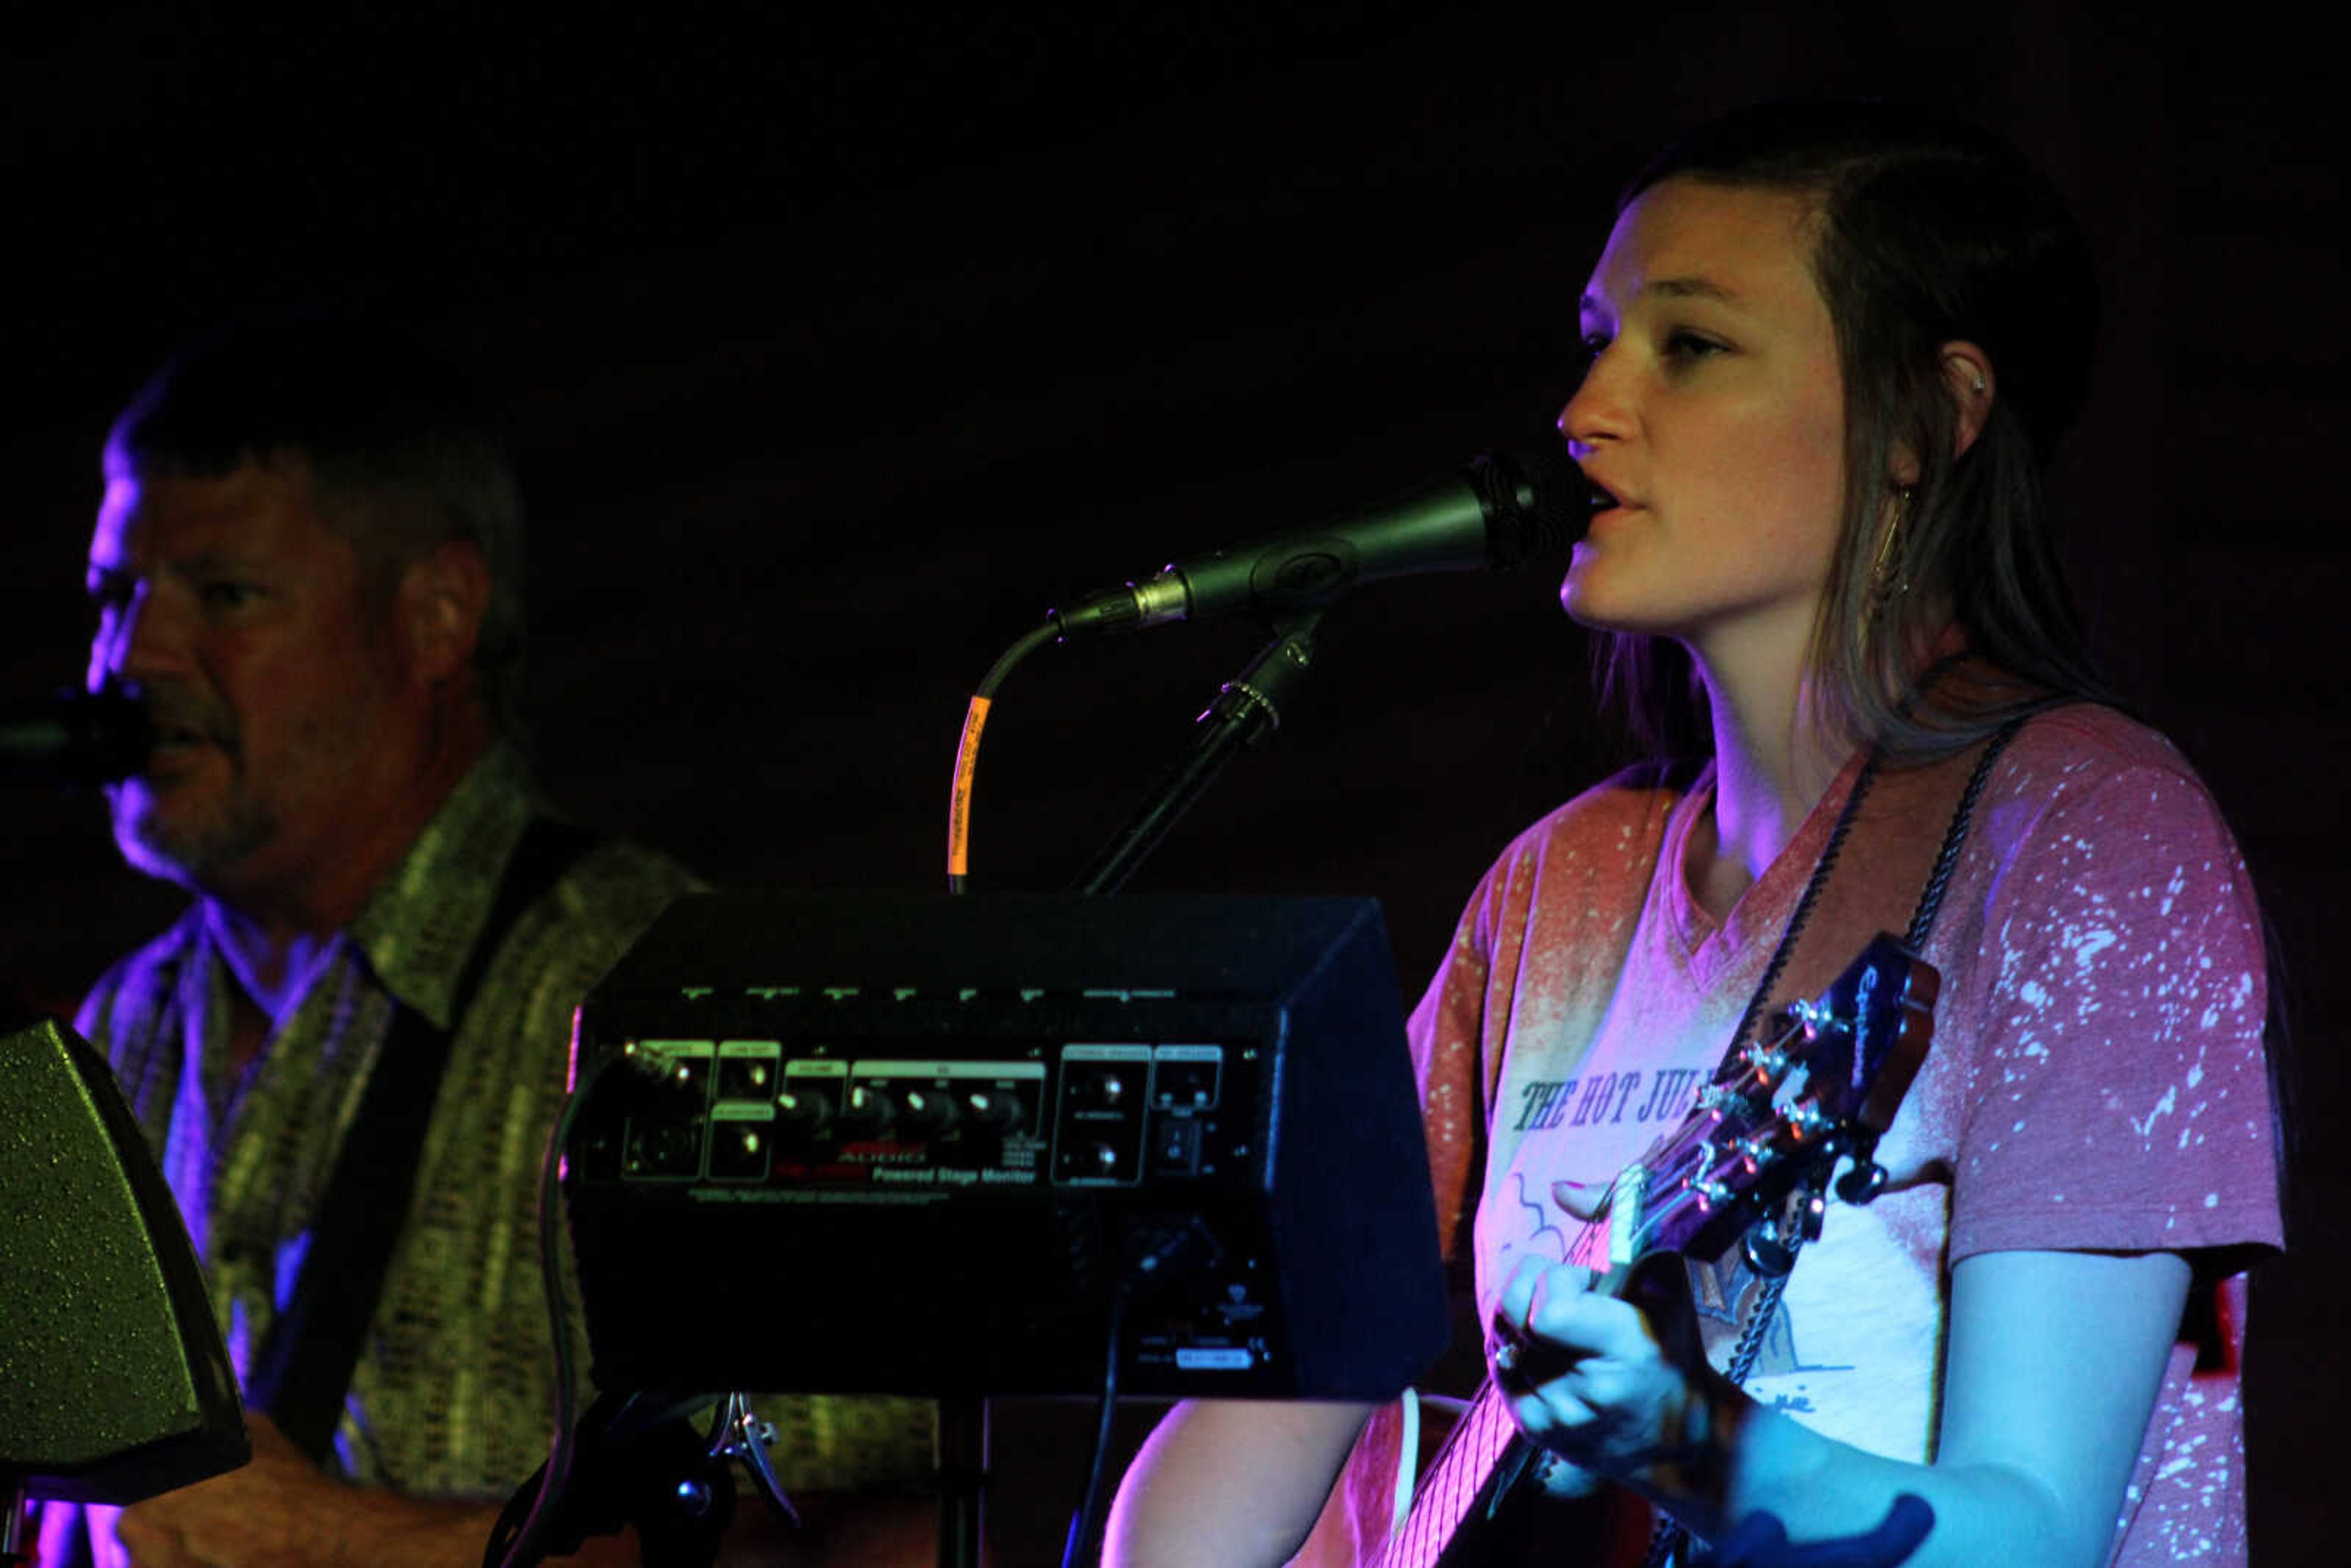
xmin=1509 ymin=1067 xmax=1706 ymax=1133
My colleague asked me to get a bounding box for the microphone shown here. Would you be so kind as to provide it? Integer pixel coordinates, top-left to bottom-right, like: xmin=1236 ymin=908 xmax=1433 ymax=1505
xmin=0 ymin=687 xmax=154 ymax=786
xmin=1050 ymin=449 xmax=1584 ymax=638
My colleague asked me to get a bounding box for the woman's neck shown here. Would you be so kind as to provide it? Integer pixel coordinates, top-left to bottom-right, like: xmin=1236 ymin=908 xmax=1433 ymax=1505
xmin=1687 ymin=639 xmax=1853 ymax=919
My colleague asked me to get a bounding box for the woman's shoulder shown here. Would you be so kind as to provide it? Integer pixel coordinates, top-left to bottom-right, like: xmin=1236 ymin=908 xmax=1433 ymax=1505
xmin=1968 ymin=703 xmax=2255 ymax=925
xmin=1434 ymin=759 xmax=1693 ymax=975
xmin=1460 ymin=757 xmax=1698 ymax=915
xmin=1990 ymin=703 xmax=2231 ymax=831
xmin=2002 ymin=701 xmax=2198 ymax=775
xmin=1514 ymin=757 xmax=1696 ymax=855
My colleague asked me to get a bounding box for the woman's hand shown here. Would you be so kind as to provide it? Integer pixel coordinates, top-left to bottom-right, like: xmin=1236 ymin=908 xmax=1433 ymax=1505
xmin=1487 ymin=1251 xmax=1730 ymax=1496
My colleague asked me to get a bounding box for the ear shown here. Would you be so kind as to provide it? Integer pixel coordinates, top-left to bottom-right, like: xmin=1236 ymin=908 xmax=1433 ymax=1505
xmin=397 ymin=539 xmax=492 ymax=685
xmin=1941 ymin=341 xmax=1995 ymax=460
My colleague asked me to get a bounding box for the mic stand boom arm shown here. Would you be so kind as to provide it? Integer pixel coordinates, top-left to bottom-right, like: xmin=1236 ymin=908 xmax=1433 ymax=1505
xmin=1073 ymin=607 xmax=1326 ymax=896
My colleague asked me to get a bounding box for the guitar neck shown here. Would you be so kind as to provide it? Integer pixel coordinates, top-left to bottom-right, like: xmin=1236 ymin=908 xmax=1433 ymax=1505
xmin=1373 ymin=1376 xmax=1522 ymax=1568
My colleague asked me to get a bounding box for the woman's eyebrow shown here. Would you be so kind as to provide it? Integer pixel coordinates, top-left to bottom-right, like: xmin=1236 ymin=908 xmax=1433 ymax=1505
xmin=1581 ymin=275 xmax=1745 ymax=324
xmin=1649 ymin=275 xmax=1742 ymax=304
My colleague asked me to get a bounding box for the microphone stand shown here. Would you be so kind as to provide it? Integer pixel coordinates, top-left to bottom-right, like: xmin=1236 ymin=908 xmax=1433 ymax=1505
xmin=926 ymin=608 xmax=1330 ymax=1567
xmin=974 ymin=608 xmax=1325 ymax=1568
xmin=1074 ymin=607 xmax=1327 ymax=896
xmin=922 ymin=611 xmax=1330 ymax=1568
xmin=936 ymin=1398 xmax=988 ymax=1568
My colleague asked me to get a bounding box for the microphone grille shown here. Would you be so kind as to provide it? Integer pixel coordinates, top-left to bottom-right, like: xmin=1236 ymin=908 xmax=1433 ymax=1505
xmin=1466 ymin=448 xmax=1584 ymax=570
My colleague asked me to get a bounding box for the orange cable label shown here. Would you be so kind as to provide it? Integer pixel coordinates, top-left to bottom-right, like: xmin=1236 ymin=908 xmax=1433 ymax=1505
xmin=948 ymin=694 xmax=992 ymax=879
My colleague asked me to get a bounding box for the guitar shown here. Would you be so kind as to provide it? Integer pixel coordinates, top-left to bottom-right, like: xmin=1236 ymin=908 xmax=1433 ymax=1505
xmin=1375 ymin=932 xmax=1940 ymax=1568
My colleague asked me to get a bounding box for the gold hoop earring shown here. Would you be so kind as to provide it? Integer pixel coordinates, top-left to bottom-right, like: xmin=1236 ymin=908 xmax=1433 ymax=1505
xmin=1870 ymin=486 xmax=1913 ymax=606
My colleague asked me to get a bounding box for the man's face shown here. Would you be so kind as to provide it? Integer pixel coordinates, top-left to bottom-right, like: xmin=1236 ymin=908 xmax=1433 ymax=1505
xmin=86 ymin=459 xmax=418 ymax=901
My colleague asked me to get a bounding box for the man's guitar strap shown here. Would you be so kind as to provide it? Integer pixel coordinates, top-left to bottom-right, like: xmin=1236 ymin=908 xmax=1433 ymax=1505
xmin=245 ymin=817 xmax=598 ymax=1465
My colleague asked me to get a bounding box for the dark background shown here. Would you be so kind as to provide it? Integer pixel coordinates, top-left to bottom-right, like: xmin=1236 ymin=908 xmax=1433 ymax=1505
xmin=3 ymin=2 xmax=2342 ymax=1559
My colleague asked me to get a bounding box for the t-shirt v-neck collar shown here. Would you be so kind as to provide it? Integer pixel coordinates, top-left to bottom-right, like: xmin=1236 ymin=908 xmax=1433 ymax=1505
xmin=1660 ymin=748 xmax=1870 ymax=989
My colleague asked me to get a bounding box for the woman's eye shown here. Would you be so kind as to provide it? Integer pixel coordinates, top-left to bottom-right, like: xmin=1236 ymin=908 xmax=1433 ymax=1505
xmin=1662 ymin=330 xmax=1727 ymax=364
xmin=200 ymin=582 xmax=256 ymax=610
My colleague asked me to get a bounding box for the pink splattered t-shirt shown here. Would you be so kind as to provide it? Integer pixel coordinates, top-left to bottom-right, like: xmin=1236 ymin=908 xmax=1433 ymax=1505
xmin=1349 ymin=705 xmax=2281 ymax=1566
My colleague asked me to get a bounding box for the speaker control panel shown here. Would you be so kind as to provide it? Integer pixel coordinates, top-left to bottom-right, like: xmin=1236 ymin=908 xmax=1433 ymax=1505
xmin=579 ymin=1037 xmax=1249 ymax=1193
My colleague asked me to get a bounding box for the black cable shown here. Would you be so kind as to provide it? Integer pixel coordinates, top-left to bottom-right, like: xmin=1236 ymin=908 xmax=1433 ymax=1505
xmin=1060 ymin=1285 xmax=1131 ymax=1568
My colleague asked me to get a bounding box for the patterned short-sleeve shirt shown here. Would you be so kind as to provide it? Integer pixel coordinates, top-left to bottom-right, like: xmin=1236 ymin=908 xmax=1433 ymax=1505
xmin=79 ymin=746 xmax=936 ymax=1501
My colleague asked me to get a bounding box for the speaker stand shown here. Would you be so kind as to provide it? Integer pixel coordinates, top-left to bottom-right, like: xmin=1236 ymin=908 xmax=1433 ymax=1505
xmin=936 ymin=1397 xmax=988 ymax=1568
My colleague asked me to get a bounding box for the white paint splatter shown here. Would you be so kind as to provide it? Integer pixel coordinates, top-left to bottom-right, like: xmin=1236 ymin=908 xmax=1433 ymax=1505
xmin=2132 ymin=1084 xmax=2179 ymax=1138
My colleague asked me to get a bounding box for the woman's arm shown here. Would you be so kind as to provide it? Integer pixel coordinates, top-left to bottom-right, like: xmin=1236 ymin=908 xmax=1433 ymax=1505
xmin=1499 ymin=1247 xmax=2191 ymax=1568
xmin=1103 ymin=1398 xmax=1374 ymax=1568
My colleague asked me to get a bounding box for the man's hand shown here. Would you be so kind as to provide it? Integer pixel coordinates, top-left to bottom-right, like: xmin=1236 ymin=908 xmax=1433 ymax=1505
xmin=112 ymin=1414 xmax=347 ymax=1568
xmin=106 ymin=1414 xmax=494 ymax=1568
xmin=99 ymin=1412 xmax=939 ymax=1568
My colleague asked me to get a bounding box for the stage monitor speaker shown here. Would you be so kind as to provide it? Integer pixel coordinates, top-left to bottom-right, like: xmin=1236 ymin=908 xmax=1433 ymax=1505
xmin=1 ymin=1016 xmax=249 ymax=1504
xmin=564 ymin=892 xmax=1449 ymax=1401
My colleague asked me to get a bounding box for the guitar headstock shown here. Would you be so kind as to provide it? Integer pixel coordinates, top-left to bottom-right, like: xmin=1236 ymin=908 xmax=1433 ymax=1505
xmin=1615 ymin=932 xmax=1940 ymax=1267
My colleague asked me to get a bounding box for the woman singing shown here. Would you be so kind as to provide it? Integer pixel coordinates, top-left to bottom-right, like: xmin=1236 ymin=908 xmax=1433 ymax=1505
xmin=1105 ymin=100 xmax=2282 ymax=1568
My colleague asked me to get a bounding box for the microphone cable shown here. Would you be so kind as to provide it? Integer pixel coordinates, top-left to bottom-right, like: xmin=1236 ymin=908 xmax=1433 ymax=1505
xmin=947 ymin=621 xmax=1057 ymax=894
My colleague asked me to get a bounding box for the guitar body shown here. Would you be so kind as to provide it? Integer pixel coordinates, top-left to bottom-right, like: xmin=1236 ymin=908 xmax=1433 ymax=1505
xmin=1420 ymin=1433 xmax=1654 ymax=1568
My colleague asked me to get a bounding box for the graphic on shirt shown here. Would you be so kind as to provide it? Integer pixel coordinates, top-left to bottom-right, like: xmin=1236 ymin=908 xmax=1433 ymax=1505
xmin=1509 ymin=1067 xmax=1707 ymax=1133
xmin=1687 ymin=1251 xmax=1848 ymax=1397
xmin=1491 ymin=1145 xmax=1809 ymax=1392
xmin=1500 ymin=1170 xmax=1572 ymax=1264
xmin=1497 ymin=933 xmax=1946 ymax=1433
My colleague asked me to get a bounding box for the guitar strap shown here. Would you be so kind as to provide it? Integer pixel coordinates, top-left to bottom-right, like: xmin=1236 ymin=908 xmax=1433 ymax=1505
xmin=1637 ymin=710 xmax=2034 ymax=1568
xmin=244 ymin=816 xmax=598 ymax=1465
xmin=1725 ymin=681 xmax=2047 ymax=1070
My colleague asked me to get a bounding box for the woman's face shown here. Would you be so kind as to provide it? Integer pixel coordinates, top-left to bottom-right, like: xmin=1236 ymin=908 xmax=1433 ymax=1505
xmin=1558 ymin=177 xmax=1849 ymax=665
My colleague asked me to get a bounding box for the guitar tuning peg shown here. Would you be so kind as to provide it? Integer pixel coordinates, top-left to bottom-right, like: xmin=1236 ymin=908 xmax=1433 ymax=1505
xmin=1835 ymin=1160 xmax=1889 ymax=1206
xmin=1744 ymin=1222 xmax=1799 ymax=1278
xmin=1697 ymin=1084 xmax=1744 ymax=1116
xmin=1744 ymin=1183 xmax=1830 ymax=1276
